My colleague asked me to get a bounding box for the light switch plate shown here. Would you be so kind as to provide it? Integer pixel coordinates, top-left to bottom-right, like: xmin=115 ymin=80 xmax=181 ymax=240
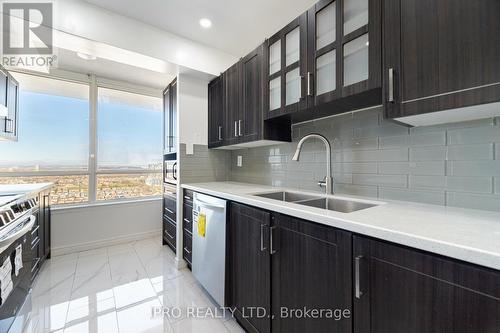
xmin=237 ymin=155 xmax=243 ymax=167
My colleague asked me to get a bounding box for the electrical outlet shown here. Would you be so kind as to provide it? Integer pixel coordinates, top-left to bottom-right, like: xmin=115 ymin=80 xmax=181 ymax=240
xmin=237 ymin=155 xmax=243 ymax=167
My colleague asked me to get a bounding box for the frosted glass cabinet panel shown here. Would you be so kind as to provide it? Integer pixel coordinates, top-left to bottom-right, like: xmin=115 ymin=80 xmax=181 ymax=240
xmin=344 ymin=0 xmax=368 ymax=35
xmin=344 ymin=34 xmax=369 ymax=86
xmin=269 ymin=40 xmax=281 ymax=75
xmin=269 ymin=77 xmax=281 ymax=110
xmin=285 ymin=68 xmax=301 ymax=106
xmin=316 ymin=50 xmax=336 ymax=96
xmin=285 ymin=27 xmax=300 ymax=66
xmin=316 ymin=2 xmax=336 ymax=50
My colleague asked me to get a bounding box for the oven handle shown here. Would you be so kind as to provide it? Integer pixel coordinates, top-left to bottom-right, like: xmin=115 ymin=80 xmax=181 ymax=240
xmin=0 ymin=215 xmax=36 ymax=248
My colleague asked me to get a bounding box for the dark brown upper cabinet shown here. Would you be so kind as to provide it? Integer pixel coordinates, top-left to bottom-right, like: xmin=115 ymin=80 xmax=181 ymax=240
xmin=0 ymin=65 xmax=19 ymax=141
xmin=224 ymin=61 xmax=242 ymax=146
xmin=209 ymin=45 xmax=291 ymax=149
xmin=163 ymin=78 xmax=177 ymax=153
xmin=383 ymin=0 xmax=500 ymax=124
xmin=308 ymin=0 xmax=381 ymax=107
xmin=208 ymin=75 xmax=225 ymax=148
xmin=353 ymin=236 xmax=500 ymax=333
xmin=264 ymin=13 xmax=309 ymax=120
xmin=264 ymin=0 xmax=382 ymax=123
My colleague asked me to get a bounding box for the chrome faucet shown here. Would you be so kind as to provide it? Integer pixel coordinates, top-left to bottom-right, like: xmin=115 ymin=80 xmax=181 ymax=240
xmin=292 ymin=133 xmax=333 ymax=195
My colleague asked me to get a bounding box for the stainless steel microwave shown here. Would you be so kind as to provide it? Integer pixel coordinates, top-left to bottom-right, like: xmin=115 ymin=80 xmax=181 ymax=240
xmin=164 ymin=153 xmax=177 ymax=184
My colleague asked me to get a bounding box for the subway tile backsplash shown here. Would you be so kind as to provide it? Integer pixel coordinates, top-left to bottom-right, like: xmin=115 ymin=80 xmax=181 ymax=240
xmin=229 ymin=106 xmax=500 ymax=212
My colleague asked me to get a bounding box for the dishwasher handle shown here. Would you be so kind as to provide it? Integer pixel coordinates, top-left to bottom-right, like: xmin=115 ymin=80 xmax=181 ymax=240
xmin=194 ymin=199 xmax=225 ymax=210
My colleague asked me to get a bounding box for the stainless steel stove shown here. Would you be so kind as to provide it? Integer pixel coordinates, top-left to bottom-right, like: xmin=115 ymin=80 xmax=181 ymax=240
xmin=0 ymin=194 xmax=38 ymax=333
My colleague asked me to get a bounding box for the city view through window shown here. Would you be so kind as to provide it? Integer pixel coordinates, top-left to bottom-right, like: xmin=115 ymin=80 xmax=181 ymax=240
xmin=0 ymin=73 xmax=163 ymax=205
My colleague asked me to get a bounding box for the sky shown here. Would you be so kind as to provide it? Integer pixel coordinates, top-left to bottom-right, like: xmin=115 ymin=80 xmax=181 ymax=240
xmin=0 ymin=90 xmax=162 ymax=170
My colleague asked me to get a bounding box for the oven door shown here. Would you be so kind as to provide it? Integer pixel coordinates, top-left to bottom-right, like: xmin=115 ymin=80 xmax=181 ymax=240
xmin=0 ymin=216 xmax=34 ymax=333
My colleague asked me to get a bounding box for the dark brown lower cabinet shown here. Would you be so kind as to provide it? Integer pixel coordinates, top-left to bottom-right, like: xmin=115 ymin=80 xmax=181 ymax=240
xmin=229 ymin=203 xmax=352 ymax=333
xmin=272 ymin=214 xmax=352 ymax=333
xmin=163 ymin=217 xmax=176 ymax=253
xmin=183 ymin=190 xmax=193 ymax=268
xmin=229 ymin=202 xmax=271 ymax=333
xmin=353 ymin=236 xmax=500 ymax=333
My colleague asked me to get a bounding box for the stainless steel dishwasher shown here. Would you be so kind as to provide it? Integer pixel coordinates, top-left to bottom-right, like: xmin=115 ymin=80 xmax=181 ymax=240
xmin=192 ymin=192 xmax=227 ymax=306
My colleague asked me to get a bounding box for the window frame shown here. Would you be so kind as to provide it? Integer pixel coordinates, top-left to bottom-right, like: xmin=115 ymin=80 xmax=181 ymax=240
xmin=1 ymin=69 xmax=163 ymax=207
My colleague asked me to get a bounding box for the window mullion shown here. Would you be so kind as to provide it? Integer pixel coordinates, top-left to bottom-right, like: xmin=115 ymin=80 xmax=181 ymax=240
xmin=89 ymin=74 xmax=98 ymax=203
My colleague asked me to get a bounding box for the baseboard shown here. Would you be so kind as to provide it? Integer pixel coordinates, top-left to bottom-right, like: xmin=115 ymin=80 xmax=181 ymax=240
xmin=51 ymin=229 xmax=161 ymax=256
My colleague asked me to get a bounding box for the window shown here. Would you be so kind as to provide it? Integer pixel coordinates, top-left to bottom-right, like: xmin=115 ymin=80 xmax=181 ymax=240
xmin=0 ymin=73 xmax=90 ymax=205
xmin=96 ymin=88 xmax=162 ymax=200
xmin=0 ymin=72 xmax=163 ymax=206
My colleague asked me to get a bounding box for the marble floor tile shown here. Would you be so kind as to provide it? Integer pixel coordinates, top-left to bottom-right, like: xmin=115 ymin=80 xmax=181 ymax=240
xmin=24 ymin=237 xmax=242 ymax=333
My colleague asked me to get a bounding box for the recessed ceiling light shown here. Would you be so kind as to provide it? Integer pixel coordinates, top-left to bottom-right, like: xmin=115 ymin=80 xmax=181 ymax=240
xmin=199 ymin=18 xmax=212 ymax=29
xmin=77 ymin=52 xmax=97 ymax=61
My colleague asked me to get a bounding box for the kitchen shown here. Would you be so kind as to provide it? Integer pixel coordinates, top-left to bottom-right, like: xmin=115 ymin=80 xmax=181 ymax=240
xmin=0 ymin=0 xmax=499 ymax=332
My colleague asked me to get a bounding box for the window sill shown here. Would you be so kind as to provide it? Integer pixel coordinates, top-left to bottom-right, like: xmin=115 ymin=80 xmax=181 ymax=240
xmin=52 ymin=196 xmax=162 ymax=212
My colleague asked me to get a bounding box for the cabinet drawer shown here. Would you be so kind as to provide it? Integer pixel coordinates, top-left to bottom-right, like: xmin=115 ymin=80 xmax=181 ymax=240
xmin=163 ymin=196 xmax=176 ymax=222
xmin=183 ymin=204 xmax=193 ymax=233
xmin=163 ymin=218 xmax=176 ymax=249
xmin=183 ymin=190 xmax=194 ymax=206
xmin=183 ymin=230 xmax=192 ymax=264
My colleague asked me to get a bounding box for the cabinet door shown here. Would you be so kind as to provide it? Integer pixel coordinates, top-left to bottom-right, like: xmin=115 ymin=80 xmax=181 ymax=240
xmin=264 ymin=13 xmax=308 ymax=119
xmin=307 ymin=0 xmax=340 ymax=107
xmin=224 ymin=62 xmax=241 ymax=145
xmin=43 ymin=193 xmax=51 ymax=258
xmin=353 ymin=236 xmax=500 ymax=333
xmin=208 ymin=76 xmax=225 ymax=148
xmin=229 ymin=203 xmax=271 ymax=333
xmin=340 ymin=0 xmax=381 ymax=97
xmin=5 ymin=75 xmax=19 ymax=139
xmin=37 ymin=193 xmax=46 ymax=264
xmin=163 ymin=85 xmax=172 ymax=153
xmin=240 ymin=45 xmax=263 ymax=143
xmin=170 ymin=79 xmax=177 ymax=152
xmin=272 ymin=214 xmax=352 ymax=333
xmin=384 ymin=0 xmax=500 ymax=119
xmin=163 ymin=78 xmax=177 ymax=153
xmin=0 ymin=67 xmax=7 ymax=129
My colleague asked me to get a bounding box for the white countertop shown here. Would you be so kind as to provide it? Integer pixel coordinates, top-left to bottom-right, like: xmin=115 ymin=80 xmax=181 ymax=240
xmin=0 ymin=183 xmax=54 ymax=196
xmin=182 ymin=181 xmax=500 ymax=271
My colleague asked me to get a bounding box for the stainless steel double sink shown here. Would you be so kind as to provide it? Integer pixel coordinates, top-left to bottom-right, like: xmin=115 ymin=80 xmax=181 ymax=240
xmin=254 ymin=191 xmax=377 ymax=213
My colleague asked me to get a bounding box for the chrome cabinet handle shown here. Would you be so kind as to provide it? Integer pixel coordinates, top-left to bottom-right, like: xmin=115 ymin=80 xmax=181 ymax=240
xmin=165 ymin=229 xmax=174 ymax=239
xmin=299 ymin=76 xmax=304 ymax=99
xmin=307 ymin=72 xmax=313 ymax=96
xmin=164 ymin=207 xmax=174 ymax=214
xmin=183 ymin=247 xmax=191 ymax=254
xmin=260 ymin=224 xmax=267 ymax=251
xmin=218 ymin=125 xmax=222 ymax=141
xmin=238 ymin=120 xmax=242 ymax=137
xmin=270 ymin=226 xmax=277 ymax=255
xmin=388 ymin=68 xmax=395 ymax=103
xmin=355 ymin=255 xmax=363 ymax=299
xmin=234 ymin=121 xmax=238 ymax=137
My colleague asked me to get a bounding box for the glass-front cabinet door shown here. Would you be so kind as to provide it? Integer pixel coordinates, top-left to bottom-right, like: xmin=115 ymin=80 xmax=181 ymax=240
xmin=264 ymin=13 xmax=307 ymax=119
xmin=307 ymin=0 xmax=381 ymax=108
xmin=307 ymin=0 xmax=339 ymax=106
xmin=341 ymin=0 xmax=380 ymax=96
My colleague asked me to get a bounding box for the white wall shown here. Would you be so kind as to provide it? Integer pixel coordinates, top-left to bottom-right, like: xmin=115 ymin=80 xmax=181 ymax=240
xmin=51 ymin=199 xmax=162 ymax=255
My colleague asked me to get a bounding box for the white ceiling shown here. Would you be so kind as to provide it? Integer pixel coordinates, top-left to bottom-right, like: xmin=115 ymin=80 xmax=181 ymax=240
xmin=82 ymin=0 xmax=318 ymax=57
